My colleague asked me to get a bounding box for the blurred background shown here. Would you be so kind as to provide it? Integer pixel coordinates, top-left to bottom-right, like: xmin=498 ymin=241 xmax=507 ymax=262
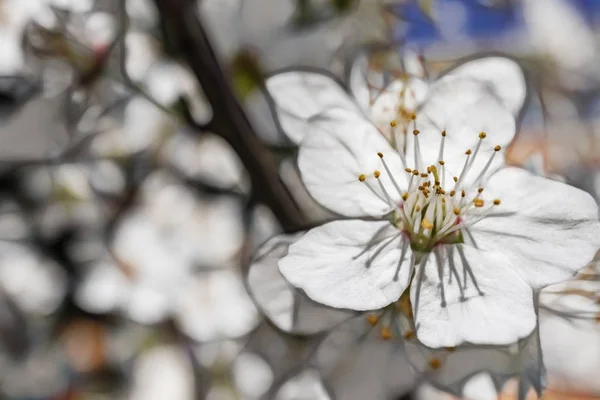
xmin=0 ymin=0 xmax=598 ymax=399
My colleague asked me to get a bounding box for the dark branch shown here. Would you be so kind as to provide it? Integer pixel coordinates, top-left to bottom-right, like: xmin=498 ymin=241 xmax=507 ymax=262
xmin=153 ymin=0 xmax=305 ymax=232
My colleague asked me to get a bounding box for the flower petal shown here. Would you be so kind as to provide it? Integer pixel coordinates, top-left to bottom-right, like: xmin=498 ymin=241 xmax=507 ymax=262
xmin=405 ymin=78 xmax=515 ymax=187
xmin=247 ymin=233 xmax=353 ymax=334
xmin=411 ymin=245 xmax=536 ymax=347
xmin=473 ymin=167 xmax=600 ymax=289
xmin=443 ymin=57 xmax=527 ymax=116
xmin=266 ymin=70 xmax=359 ymax=144
xmin=317 ymin=316 xmax=417 ymax=400
xmin=279 ymin=220 xmax=413 ymax=311
xmin=370 ymin=78 xmax=428 ymax=144
xmin=299 ymin=108 xmax=407 ymax=217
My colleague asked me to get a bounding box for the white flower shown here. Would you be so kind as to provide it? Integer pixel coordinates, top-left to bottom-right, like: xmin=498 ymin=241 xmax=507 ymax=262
xmin=273 ymin=60 xmax=600 ymax=348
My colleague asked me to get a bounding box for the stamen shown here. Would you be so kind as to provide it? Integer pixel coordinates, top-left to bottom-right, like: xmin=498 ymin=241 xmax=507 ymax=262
xmin=473 ymin=199 xmax=484 ymax=208
xmin=393 ymin=237 xmax=410 ymax=281
xmin=411 ymin=254 xmax=430 ymax=322
xmin=434 ymin=248 xmax=447 ymax=307
xmin=413 ymin=126 xmax=423 ymax=171
xmin=457 ymin=245 xmax=484 ymax=295
xmin=367 ymin=314 xmax=379 ymax=326
xmin=454 ymin=150 xmax=472 ymax=190
xmin=473 ymin=145 xmax=501 ymax=185
xmin=358 ymin=174 xmax=366 ymax=182
xmin=447 ymin=247 xmax=465 ymax=300
xmin=378 ymin=152 xmax=404 ymax=196
xmin=365 ymin=234 xmax=400 ymax=269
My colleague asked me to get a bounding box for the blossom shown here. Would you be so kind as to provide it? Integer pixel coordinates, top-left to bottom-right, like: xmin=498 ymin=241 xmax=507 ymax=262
xmin=272 ymin=59 xmax=600 ymax=348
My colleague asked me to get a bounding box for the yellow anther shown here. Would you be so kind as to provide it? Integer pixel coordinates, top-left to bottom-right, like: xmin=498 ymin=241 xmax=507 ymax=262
xmin=380 ymin=327 xmax=393 ymax=340
xmin=374 ymin=170 xmax=381 ymax=178
xmin=403 ymin=330 xmax=415 ymax=340
xmin=474 ymin=199 xmax=485 ymax=208
xmin=415 ymin=205 xmax=421 ymax=212
xmin=411 ymin=113 xmax=417 ymax=120
xmin=377 ymin=152 xmax=384 ymax=158
xmin=420 ymin=173 xmax=428 ymax=178
xmin=439 ymin=160 xmax=445 ymax=165
xmin=441 ymin=130 xmax=447 ymax=137
xmin=413 ymin=129 xmax=420 ymax=135
xmin=478 ymin=188 xmax=484 ymax=193
xmin=461 ymin=190 xmax=466 ymax=197
xmin=453 ymin=176 xmax=458 ymax=182
xmin=367 ymin=314 xmax=379 ymax=326
xmin=479 ymin=131 xmax=487 ymax=139
xmin=441 ymin=197 xmax=446 ymax=203
xmin=493 ymin=199 xmax=501 ymax=205
xmin=405 ymin=168 xmax=412 ymax=173
xmin=449 ymin=190 xmax=456 ymax=197
xmin=426 ymin=166 xmax=431 ymax=173
xmin=358 ymin=174 xmax=366 ymax=182
xmin=465 ymin=149 xmax=472 ymax=155
xmin=453 ymin=207 xmax=461 ymax=215
xmin=434 ymin=180 xmax=441 ymax=186
xmin=402 ymin=193 xmax=409 ymax=201
xmin=421 ymin=218 xmax=433 ymax=230
xmin=412 ymin=170 xmax=419 ymax=176
xmin=494 ymin=145 xmax=501 ymax=152
xmin=390 ymin=120 xmax=397 ymax=127
xmin=418 ymin=186 xmax=424 ymax=191
xmin=429 ymin=358 xmax=442 ymax=370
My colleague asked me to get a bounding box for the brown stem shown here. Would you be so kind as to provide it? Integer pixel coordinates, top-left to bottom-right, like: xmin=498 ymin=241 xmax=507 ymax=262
xmin=153 ymin=0 xmax=305 ymax=231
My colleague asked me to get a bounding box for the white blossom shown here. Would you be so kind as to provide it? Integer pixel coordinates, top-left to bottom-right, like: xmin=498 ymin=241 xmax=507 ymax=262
xmin=271 ymin=58 xmax=600 ymax=347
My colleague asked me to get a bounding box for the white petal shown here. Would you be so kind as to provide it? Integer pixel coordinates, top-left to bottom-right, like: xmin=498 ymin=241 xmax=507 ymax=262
xmin=405 ymin=78 xmax=515 ymax=186
xmin=317 ymin=316 xmax=417 ymax=400
xmin=247 ymin=233 xmax=353 ymax=334
xmin=443 ymin=57 xmax=526 ymax=116
xmin=370 ymin=78 xmax=428 ymax=143
xmin=411 ymin=245 xmax=536 ymax=347
xmin=266 ymin=71 xmax=359 ymax=144
xmin=299 ymin=108 xmax=407 ymax=217
xmin=279 ymin=220 xmax=412 ymax=311
xmin=473 ymin=167 xmax=600 ymax=289
xmin=276 ymin=369 xmax=330 ymax=400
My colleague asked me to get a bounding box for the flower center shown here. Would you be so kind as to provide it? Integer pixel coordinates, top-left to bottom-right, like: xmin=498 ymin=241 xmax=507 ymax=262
xmin=359 ymin=124 xmax=502 ymax=253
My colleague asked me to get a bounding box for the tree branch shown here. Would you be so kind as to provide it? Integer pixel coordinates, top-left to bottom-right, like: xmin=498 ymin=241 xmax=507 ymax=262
xmin=153 ymin=0 xmax=305 ymax=231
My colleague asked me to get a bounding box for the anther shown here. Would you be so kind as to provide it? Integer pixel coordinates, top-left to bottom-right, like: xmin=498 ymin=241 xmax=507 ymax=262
xmin=358 ymin=174 xmax=366 ymax=182
xmin=479 ymin=132 xmax=487 ymax=139
xmin=402 ymin=193 xmax=408 ymax=201
xmin=405 ymin=168 xmax=412 ymax=173
xmin=403 ymin=330 xmax=415 ymax=340
xmin=439 ymin=160 xmax=445 ymax=165
xmin=421 ymin=218 xmax=433 ymax=230
xmin=390 ymin=120 xmax=397 ymax=127
xmin=449 ymin=190 xmax=456 ymax=196
xmin=411 ymin=113 xmax=417 ymax=120
xmin=453 ymin=176 xmax=458 ymax=182
xmin=461 ymin=190 xmax=466 ymax=197
xmin=434 ymin=180 xmax=440 ymax=186
xmin=426 ymin=166 xmax=431 ymax=173
xmin=453 ymin=207 xmax=461 ymax=215
xmin=420 ymin=173 xmax=428 ymax=178
xmin=493 ymin=199 xmax=501 ymax=205
xmin=429 ymin=358 xmax=442 ymax=370
xmin=374 ymin=170 xmax=381 ymax=178
xmin=465 ymin=149 xmax=472 ymax=155
xmin=377 ymin=152 xmax=384 ymax=158
xmin=477 ymin=188 xmax=484 ymax=193
xmin=474 ymin=199 xmax=485 ymax=207
xmin=412 ymin=170 xmax=419 ymax=176
xmin=418 ymin=185 xmax=424 ymax=191
xmin=413 ymin=129 xmax=420 ymax=135
xmin=494 ymin=145 xmax=501 ymax=152
xmin=415 ymin=205 xmax=421 ymax=212
xmin=441 ymin=130 xmax=446 ymax=137
xmin=367 ymin=314 xmax=379 ymax=326
xmin=380 ymin=327 xmax=393 ymax=340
